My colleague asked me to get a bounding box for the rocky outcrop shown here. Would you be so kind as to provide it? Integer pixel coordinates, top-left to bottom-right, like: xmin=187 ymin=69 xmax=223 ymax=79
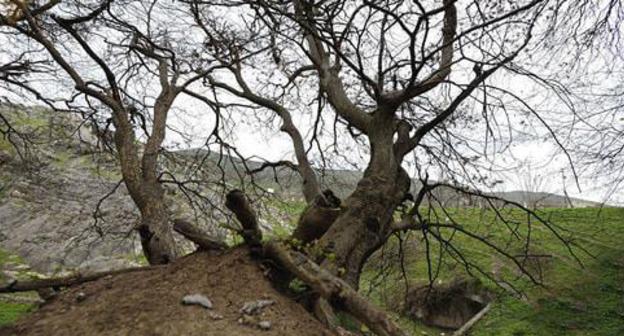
xmin=405 ymin=279 xmax=493 ymax=330
xmin=0 ymin=107 xmax=142 ymax=273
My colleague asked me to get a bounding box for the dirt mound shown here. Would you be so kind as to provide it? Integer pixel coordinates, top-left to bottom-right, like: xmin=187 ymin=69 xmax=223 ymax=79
xmin=2 ymin=248 xmax=331 ymax=336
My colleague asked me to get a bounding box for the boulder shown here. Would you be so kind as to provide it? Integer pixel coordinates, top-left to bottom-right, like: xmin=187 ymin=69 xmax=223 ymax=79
xmin=405 ymin=279 xmax=492 ymax=329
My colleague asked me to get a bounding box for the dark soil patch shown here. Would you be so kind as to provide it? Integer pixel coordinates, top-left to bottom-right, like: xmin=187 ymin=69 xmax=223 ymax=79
xmin=1 ymin=248 xmax=331 ymax=336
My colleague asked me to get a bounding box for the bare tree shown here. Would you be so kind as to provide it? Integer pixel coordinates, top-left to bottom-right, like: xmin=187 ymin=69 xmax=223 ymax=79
xmin=2 ymin=0 xmax=620 ymax=334
xmin=179 ymin=0 xmax=610 ymax=329
xmin=0 ymin=0 xmax=224 ymax=264
xmin=189 ymin=0 xmax=554 ymax=282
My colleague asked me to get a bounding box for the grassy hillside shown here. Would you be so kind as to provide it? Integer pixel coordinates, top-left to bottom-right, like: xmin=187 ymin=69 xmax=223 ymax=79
xmin=361 ymin=207 xmax=624 ymax=336
xmin=0 ymin=249 xmax=38 ymax=327
xmin=473 ymin=207 xmax=624 ymax=336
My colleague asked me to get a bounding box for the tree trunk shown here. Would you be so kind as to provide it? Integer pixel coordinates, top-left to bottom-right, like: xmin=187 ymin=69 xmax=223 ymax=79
xmin=112 ymin=104 xmax=178 ymax=265
xmin=316 ymin=114 xmax=410 ymax=287
xmin=317 ymin=162 xmax=409 ymax=287
xmin=136 ymin=190 xmax=178 ymax=265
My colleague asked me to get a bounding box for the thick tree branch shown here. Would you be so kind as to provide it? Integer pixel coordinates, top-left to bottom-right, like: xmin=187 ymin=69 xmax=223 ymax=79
xmin=265 ymin=242 xmax=409 ymax=336
xmin=383 ymin=0 xmax=458 ymax=106
xmin=0 ymin=266 xmax=162 ymax=294
xmin=173 ymin=219 xmax=228 ymax=251
xmin=292 ymin=0 xmax=372 ymax=133
xmin=209 ymin=69 xmax=322 ymax=203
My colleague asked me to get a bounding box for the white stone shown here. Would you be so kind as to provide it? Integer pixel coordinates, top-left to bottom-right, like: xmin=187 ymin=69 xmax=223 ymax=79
xmin=182 ymin=294 xmax=213 ymax=309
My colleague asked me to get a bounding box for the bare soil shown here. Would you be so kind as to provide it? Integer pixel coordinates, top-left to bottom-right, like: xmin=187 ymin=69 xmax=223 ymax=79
xmin=1 ymin=248 xmax=332 ymax=336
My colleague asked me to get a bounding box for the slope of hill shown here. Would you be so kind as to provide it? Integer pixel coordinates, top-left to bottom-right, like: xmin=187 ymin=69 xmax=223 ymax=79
xmin=173 ymin=148 xmax=604 ymax=209
xmin=0 ymin=106 xmax=141 ymax=274
xmin=361 ymin=207 xmax=624 ymax=336
xmin=491 ymin=191 xmax=602 ymax=208
xmin=0 ymin=105 xmax=604 ymax=274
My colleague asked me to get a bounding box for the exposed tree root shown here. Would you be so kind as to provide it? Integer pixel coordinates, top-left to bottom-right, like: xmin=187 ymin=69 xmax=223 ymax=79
xmin=265 ymin=242 xmax=408 ymax=336
xmin=225 ymin=189 xmax=263 ymax=256
xmin=223 ymin=188 xmax=409 ymax=336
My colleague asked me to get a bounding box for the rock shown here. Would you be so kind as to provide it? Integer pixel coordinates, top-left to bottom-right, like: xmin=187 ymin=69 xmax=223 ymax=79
xmin=240 ymin=299 xmax=275 ymax=315
xmin=0 ymin=150 xmax=11 ymax=165
xmin=182 ymin=294 xmax=213 ymax=309
xmin=9 ymin=190 xmax=25 ymax=199
xmin=258 ymin=320 xmax=272 ymax=330
xmin=78 ymin=256 xmax=139 ymax=273
xmin=208 ymin=312 xmax=223 ymax=320
xmin=76 ymin=292 xmax=86 ymax=302
xmin=13 ymin=264 xmax=30 ymax=271
xmin=405 ymin=278 xmax=492 ymax=330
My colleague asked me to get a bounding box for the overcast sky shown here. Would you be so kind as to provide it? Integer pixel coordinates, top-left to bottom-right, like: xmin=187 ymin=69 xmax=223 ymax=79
xmin=1 ymin=0 xmax=622 ymax=206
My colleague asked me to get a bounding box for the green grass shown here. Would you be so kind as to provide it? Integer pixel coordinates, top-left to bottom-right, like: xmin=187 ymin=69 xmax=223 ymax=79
xmin=471 ymin=207 xmax=624 ymax=336
xmin=261 ymin=198 xmax=306 ymax=240
xmin=361 ymin=207 xmax=624 ymax=336
xmin=0 ymin=301 xmax=34 ymax=326
xmin=0 ymin=109 xmax=49 ymax=154
xmin=0 ymin=248 xmax=37 ymax=327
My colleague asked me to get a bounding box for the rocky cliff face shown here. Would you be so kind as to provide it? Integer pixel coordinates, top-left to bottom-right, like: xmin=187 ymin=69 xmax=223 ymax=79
xmin=0 ymin=106 xmax=141 ymax=274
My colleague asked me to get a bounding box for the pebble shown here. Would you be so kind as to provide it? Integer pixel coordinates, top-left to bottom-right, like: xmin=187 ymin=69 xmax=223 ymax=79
xmin=181 ymin=294 xmax=213 ymax=309
xmin=258 ymin=320 xmax=272 ymax=330
xmin=76 ymin=292 xmax=86 ymax=302
xmin=240 ymin=299 xmax=275 ymax=315
xmin=208 ymin=312 xmax=223 ymax=320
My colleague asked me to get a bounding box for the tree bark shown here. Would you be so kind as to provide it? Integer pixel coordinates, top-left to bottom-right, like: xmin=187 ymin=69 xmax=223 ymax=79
xmin=316 ymin=122 xmax=411 ymax=287
xmin=0 ymin=266 xmax=161 ymax=293
xmin=136 ymin=195 xmax=178 ymax=265
xmin=173 ymin=219 xmax=228 ymax=251
xmin=225 ymin=189 xmax=263 ymax=256
xmin=266 ymin=242 xmax=408 ymax=336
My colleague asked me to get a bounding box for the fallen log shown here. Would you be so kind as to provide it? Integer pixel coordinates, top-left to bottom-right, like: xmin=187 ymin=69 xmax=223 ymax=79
xmin=266 ymin=242 xmax=408 ymax=336
xmin=0 ymin=266 xmax=161 ymax=293
xmin=452 ymin=302 xmax=492 ymax=336
xmin=173 ymin=218 xmax=228 ymax=251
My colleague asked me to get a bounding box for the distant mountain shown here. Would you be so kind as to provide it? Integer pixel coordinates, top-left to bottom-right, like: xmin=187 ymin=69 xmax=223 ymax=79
xmin=172 ymin=148 xmax=604 ymax=208
xmin=489 ymin=191 xmax=602 ymax=208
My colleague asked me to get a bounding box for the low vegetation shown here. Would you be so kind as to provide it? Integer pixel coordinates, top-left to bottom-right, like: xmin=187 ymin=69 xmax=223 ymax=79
xmin=0 ymin=249 xmax=37 ymax=327
xmin=360 ymin=207 xmax=624 ymax=335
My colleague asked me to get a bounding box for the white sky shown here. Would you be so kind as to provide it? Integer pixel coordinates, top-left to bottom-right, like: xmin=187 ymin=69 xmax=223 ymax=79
xmin=1 ymin=0 xmax=622 ymax=206
xmin=165 ymin=92 xmax=623 ymax=206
